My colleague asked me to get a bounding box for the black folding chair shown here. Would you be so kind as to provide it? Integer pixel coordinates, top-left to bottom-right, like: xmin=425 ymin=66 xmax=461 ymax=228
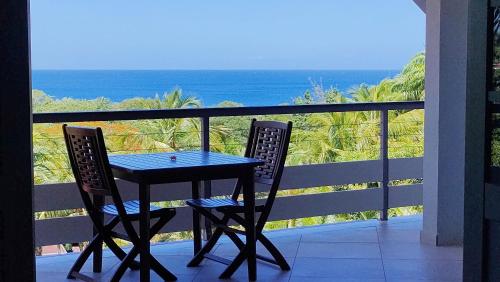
xmin=186 ymin=119 xmax=293 ymax=278
xmin=62 ymin=125 xmax=177 ymax=282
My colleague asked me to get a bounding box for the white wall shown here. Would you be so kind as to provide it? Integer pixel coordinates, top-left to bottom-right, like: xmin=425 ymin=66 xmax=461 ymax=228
xmin=421 ymin=0 xmax=468 ymax=246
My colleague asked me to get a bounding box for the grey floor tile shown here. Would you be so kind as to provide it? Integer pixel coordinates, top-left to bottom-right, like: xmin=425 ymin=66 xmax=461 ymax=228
xmin=37 ymin=271 xmax=92 ymax=282
xmin=155 ymin=255 xmax=202 ymax=276
xmin=35 ymin=215 xmax=466 ymax=281
xmin=380 ymin=242 xmax=463 ymax=260
xmin=385 ymin=280 xmax=459 ymax=282
xmin=291 ymin=257 xmax=384 ymax=279
xmin=380 ymin=220 xmax=422 ymax=230
xmin=290 ymin=277 xmax=385 ymax=282
xmin=36 ymin=254 xmax=121 ymax=274
xmin=192 ymin=257 xmax=293 ymax=282
xmin=37 ymin=253 xmax=197 ymax=281
xmin=383 ymin=259 xmax=462 ymax=281
xmin=119 ymin=270 xmax=196 ymax=282
xmin=147 ymin=241 xmax=198 ymax=256
xmin=297 ymin=242 xmax=381 ymax=259
xmin=301 ymin=227 xmax=378 ymax=243
xmin=377 ymin=228 xmax=422 ymax=243
xmin=214 ymin=237 xmax=299 ymax=258
xmin=38 ymin=269 xmax=195 ymax=282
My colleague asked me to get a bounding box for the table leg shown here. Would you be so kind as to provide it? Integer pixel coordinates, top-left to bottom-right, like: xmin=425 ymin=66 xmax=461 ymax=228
xmin=243 ymin=171 xmax=257 ymax=281
xmin=139 ymin=183 xmax=151 ymax=282
xmin=192 ymin=181 xmax=202 ymax=255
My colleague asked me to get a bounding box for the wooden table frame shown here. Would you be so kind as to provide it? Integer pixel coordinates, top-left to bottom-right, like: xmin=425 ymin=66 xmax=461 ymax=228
xmin=108 ymin=152 xmax=263 ymax=281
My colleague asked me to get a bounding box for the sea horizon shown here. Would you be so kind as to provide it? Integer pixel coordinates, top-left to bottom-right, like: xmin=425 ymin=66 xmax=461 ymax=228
xmin=32 ymin=68 xmax=400 ymax=71
xmin=32 ymin=69 xmax=400 ymax=106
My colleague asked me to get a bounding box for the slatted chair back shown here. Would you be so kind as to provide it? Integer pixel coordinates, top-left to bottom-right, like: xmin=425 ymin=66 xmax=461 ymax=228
xmin=246 ymin=120 xmax=292 ymax=186
xmin=63 ymin=125 xmax=135 ymax=230
xmin=235 ymin=119 xmax=292 ymax=229
xmin=63 ymin=125 xmax=116 ymax=196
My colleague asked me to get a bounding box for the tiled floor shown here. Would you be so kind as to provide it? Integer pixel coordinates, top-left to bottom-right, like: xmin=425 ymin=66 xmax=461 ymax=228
xmin=36 ymin=215 xmax=463 ymax=281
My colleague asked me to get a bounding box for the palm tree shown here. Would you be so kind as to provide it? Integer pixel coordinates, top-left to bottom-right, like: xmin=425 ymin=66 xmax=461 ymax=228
xmin=391 ymin=53 xmax=425 ymax=101
xmin=138 ymin=89 xmax=201 ymax=151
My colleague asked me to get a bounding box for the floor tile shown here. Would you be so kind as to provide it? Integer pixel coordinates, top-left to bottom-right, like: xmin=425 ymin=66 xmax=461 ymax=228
xmin=37 ymin=254 xmax=121 ymax=274
xmin=149 ymin=242 xmax=198 ymax=256
xmin=380 ymin=242 xmax=463 ymax=260
xmin=192 ymin=257 xmax=293 ymax=282
xmin=383 ymin=259 xmax=462 ymax=281
xmin=290 ymin=277 xmax=385 ymax=282
xmin=380 ymin=220 xmax=422 ymax=230
xmin=377 ymin=228 xmax=421 ymax=243
xmin=119 ymin=271 xmax=196 ymax=282
xmin=36 ymin=271 xmax=91 ymax=282
xmin=291 ymin=257 xmax=385 ymax=279
xmin=155 ymin=255 xmax=202 ymax=276
xmin=35 ymin=215 xmax=465 ymax=281
xmin=301 ymin=227 xmax=378 ymax=243
xmin=297 ymin=242 xmax=381 ymax=259
xmin=214 ymin=236 xmax=299 ymax=258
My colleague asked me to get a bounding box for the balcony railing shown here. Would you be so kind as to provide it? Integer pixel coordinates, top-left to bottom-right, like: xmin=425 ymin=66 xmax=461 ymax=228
xmin=32 ymin=101 xmax=424 ymax=247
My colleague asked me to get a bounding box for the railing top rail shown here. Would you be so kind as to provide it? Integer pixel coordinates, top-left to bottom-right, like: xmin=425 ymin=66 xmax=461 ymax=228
xmin=33 ymin=101 xmax=424 ymax=124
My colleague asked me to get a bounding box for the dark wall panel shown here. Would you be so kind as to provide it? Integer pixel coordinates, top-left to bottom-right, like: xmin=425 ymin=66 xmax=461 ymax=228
xmin=0 ymin=0 xmax=35 ymax=281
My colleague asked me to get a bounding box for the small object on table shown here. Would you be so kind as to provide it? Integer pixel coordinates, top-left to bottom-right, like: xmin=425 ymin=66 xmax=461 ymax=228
xmin=170 ymin=155 xmax=177 ymax=161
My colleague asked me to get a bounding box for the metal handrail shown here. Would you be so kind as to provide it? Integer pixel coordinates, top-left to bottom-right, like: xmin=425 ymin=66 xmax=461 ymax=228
xmin=33 ymin=101 xmax=424 ymax=123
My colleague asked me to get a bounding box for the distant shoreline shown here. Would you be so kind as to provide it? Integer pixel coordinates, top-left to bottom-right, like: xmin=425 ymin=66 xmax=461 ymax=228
xmin=32 ymin=69 xmax=400 ymax=72
xmin=32 ymin=69 xmax=400 ymax=106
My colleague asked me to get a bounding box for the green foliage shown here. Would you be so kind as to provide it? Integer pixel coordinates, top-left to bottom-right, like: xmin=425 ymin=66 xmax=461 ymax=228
xmin=33 ymin=53 xmax=426 ymax=244
xmin=33 ymin=90 xmax=113 ymax=113
xmin=392 ymin=52 xmax=425 ymax=101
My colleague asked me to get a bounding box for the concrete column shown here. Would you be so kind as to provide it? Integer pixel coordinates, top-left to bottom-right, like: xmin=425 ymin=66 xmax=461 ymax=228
xmin=421 ymin=0 xmax=468 ymax=246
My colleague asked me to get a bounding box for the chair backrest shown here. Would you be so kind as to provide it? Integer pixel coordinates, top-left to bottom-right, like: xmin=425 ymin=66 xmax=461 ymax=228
xmin=241 ymin=119 xmax=292 ymax=229
xmin=63 ymin=125 xmax=142 ymax=241
xmin=245 ymin=119 xmax=292 ymax=187
xmin=62 ymin=125 xmax=116 ymax=196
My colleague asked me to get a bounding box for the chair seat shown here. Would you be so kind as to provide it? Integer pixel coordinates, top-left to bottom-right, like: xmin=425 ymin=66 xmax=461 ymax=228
xmin=99 ymin=200 xmax=175 ymax=219
xmin=186 ymin=198 xmax=264 ymax=213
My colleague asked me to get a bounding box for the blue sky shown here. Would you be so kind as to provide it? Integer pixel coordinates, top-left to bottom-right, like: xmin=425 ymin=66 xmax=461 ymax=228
xmin=30 ymin=0 xmax=425 ymax=70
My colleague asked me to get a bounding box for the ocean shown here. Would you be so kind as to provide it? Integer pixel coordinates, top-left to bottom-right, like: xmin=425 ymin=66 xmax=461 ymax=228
xmin=32 ymin=70 xmax=399 ymax=107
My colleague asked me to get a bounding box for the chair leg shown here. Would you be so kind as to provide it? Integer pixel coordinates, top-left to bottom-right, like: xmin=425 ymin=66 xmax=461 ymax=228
xmin=229 ymin=213 xmax=289 ymax=267
xmin=112 ymin=248 xmax=178 ymax=282
xmin=102 ymin=236 xmax=140 ymax=270
xmin=186 ymin=207 xmax=233 ymax=266
xmin=67 ymin=234 xmax=102 ymax=279
xmin=219 ymin=247 xmax=247 ymax=279
xmin=110 ymin=212 xmax=176 ymax=281
xmin=92 ymin=237 xmax=103 ymax=273
xmin=92 ymin=197 xmax=105 ymax=273
xmin=146 ymin=212 xmax=178 ymax=280
xmin=187 ymin=227 xmax=224 ymax=267
xmin=111 ymin=241 xmax=177 ymax=281
xmin=224 ymin=228 xmax=245 ymax=250
xmin=110 ymin=247 xmax=140 ymax=282
xmin=150 ymin=212 xmax=174 ymax=237
xmin=149 ymin=253 xmax=177 ymax=281
xmin=102 ymin=216 xmax=141 ymax=271
xmin=258 ymin=233 xmax=290 ymax=270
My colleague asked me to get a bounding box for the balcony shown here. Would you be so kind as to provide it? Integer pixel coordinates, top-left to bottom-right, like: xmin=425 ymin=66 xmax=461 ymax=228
xmin=36 ymin=215 xmax=462 ymax=281
xmin=33 ymin=101 xmax=433 ymax=280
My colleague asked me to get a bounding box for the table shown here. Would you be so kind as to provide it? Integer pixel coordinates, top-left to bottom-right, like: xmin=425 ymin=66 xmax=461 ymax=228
xmin=108 ymin=151 xmax=264 ymax=281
